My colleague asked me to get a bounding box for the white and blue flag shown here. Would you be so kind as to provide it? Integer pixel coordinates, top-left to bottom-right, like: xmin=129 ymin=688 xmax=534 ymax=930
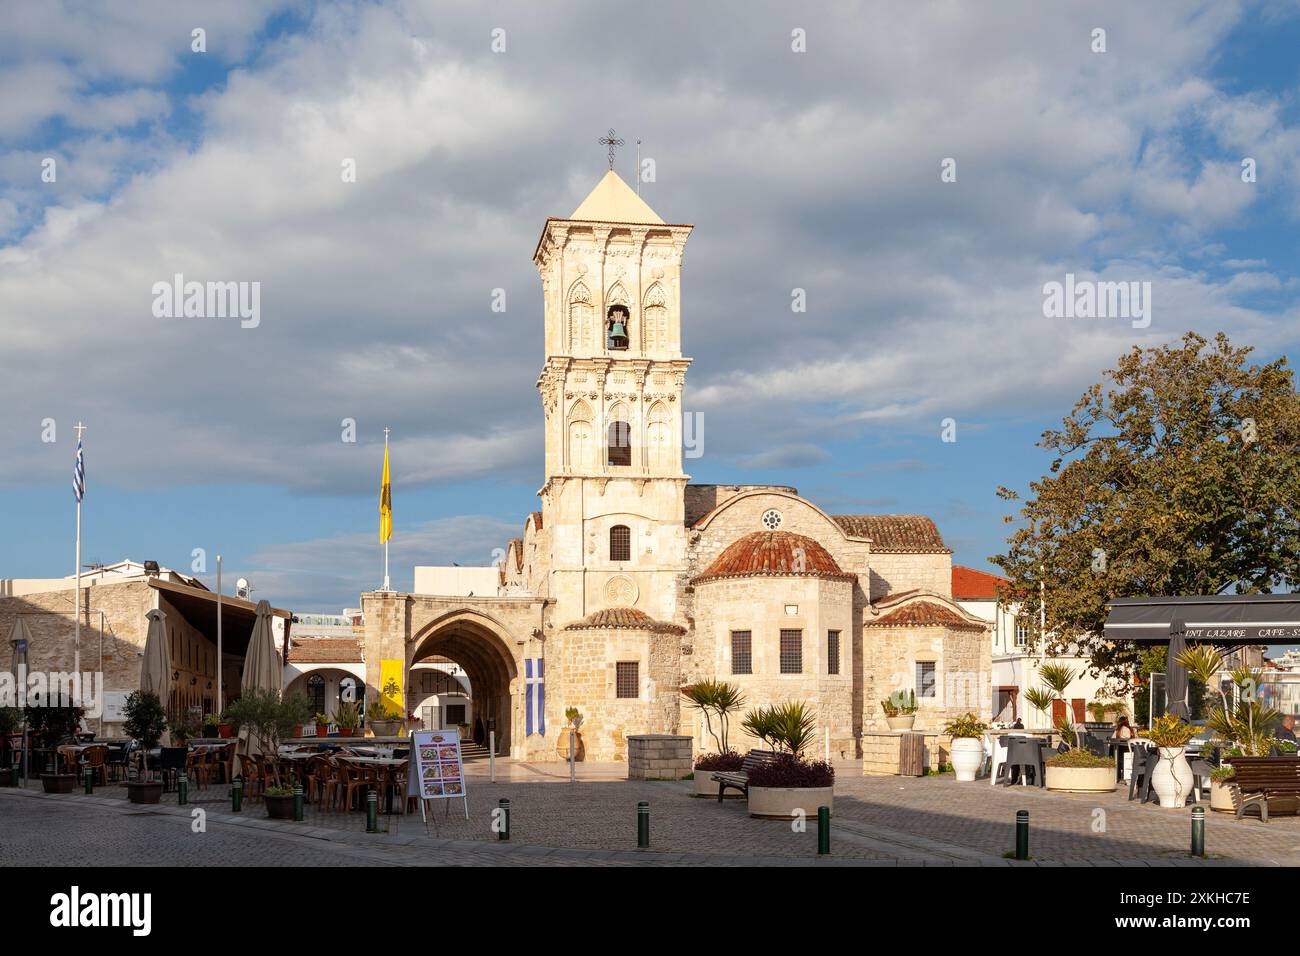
xmin=525 ymin=657 xmax=545 ymax=737
xmin=73 ymin=437 xmax=85 ymax=503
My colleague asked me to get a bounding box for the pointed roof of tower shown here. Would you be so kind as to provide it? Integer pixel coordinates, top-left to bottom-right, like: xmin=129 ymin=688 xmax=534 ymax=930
xmin=569 ymin=170 xmax=664 ymax=224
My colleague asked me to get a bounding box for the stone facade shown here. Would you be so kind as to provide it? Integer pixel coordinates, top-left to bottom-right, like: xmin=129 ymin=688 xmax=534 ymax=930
xmin=627 ymin=734 xmax=693 ymax=780
xmin=361 ymin=170 xmax=994 ymax=763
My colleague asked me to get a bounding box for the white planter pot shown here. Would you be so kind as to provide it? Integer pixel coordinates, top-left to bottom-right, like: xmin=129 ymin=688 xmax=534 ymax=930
xmin=747 ymin=786 xmax=833 ymax=819
xmin=950 ymin=737 xmax=984 ymax=782
xmin=1210 ymin=778 xmax=1236 ymax=812
xmin=885 ymin=715 xmax=915 ymax=731
xmin=1045 ymin=765 xmax=1117 ymax=793
xmin=692 ymin=768 xmax=742 ymax=798
xmin=1149 ymin=746 xmax=1194 ymax=808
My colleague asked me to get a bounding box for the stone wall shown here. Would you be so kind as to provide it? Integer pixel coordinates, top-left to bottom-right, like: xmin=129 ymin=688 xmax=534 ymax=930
xmin=627 ymin=734 xmax=693 ymax=780
xmin=861 ymin=731 xmax=952 ymax=775
xmin=861 ymin=622 xmax=992 ymax=733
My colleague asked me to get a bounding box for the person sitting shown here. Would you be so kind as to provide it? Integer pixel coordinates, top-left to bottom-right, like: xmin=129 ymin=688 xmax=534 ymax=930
xmin=1010 ymin=717 xmax=1024 ymax=730
xmin=1276 ymin=714 xmax=1297 ymax=743
xmin=1112 ymin=716 xmax=1135 ymax=740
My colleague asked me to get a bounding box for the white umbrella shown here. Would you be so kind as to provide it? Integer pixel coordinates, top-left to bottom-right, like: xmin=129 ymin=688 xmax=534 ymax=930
xmin=236 ymin=601 xmax=282 ymax=772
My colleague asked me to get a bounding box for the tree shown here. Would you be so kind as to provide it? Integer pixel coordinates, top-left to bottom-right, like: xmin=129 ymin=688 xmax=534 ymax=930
xmin=681 ymin=680 xmax=746 ymax=754
xmin=122 ymin=692 xmax=166 ymax=778
xmin=225 ymin=689 xmax=312 ymax=791
xmin=994 ymin=332 xmax=1300 ymax=686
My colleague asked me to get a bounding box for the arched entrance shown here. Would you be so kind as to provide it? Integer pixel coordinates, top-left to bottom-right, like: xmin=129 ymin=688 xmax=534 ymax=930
xmin=409 ymin=611 xmax=519 ymax=757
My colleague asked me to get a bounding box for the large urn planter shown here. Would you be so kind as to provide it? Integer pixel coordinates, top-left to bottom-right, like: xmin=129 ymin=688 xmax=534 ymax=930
xmin=1046 ymin=765 xmax=1117 ymax=793
xmin=949 ymin=737 xmax=985 ymax=782
xmin=1210 ymin=778 xmax=1236 ymax=813
xmin=126 ymin=781 xmax=163 ymax=804
xmin=556 ymin=728 xmax=585 ymax=761
xmin=41 ymin=773 xmax=76 ymax=794
xmin=1149 ymin=746 xmax=1195 ymax=808
xmin=265 ymin=794 xmax=296 ymax=820
xmin=370 ymin=720 xmax=400 ymax=737
xmin=748 ymin=786 xmax=833 ymax=819
xmin=692 ymin=770 xmax=742 ymax=798
xmin=885 ymin=715 xmax=916 ymax=731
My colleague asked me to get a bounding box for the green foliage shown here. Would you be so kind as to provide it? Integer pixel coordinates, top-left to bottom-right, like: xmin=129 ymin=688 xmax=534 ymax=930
xmin=741 ymin=705 xmax=779 ymax=750
xmin=0 ymin=706 xmax=22 ymax=736
xmin=332 ymin=700 xmax=360 ymax=730
xmin=225 ymin=689 xmax=311 ymax=789
xmin=564 ymin=706 xmax=583 ymax=729
xmin=1147 ymin=714 xmax=1196 ymax=748
xmin=681 ymin=680 xmax=746 ymax=753
xmin=122 ymin=692 xmax=166 ymax=765
xmin=1046 ymin=749 xmax=1113 ymax=768
xmin=1022 ymin=687 xmax=1056 ymax=724
xmin=880 ymin=689 xmax=917 ymax=717
xmin=1210 ymin=765 xmax=1236 ymax=783
xmin=1086 ymin=701 xmax=1108 ymax=722
xmin=769 ymin=701 xmax=818 ymax=756
xmin=314 ymin=713 xmax=331 ymax=726
xmin=993 ymin=333 xmax=1300 ymax=686
xmin=1038 ymin=664 xmax=1077 ymax=698
xmin=365 ymin=700 xmax=400 ymax=722
xmin=943 ymin=713 xmax=988 ymax=739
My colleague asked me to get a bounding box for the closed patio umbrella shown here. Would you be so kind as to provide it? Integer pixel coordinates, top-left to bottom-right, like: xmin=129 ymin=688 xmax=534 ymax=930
xmin=236 ymin=601 xmax=282 ymax=773
xmin=7 ymin=617 xmax=34 ymax=780
xmin=1166 ymin=620 xmax=1190 ymax=721
xmin=138 ymin=608 xmax=173 ymax=773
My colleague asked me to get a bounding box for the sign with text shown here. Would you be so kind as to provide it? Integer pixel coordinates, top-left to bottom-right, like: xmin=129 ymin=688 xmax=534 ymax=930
xmin=406 ymin=728 xmax=469 ymax=820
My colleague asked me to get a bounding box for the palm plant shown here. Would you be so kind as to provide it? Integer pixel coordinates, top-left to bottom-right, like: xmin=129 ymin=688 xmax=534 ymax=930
xmin=681 ymin=680 xmax=746 ymax=753
xmin=1022 ymin=687 xmax=1056 ymax=728
xmin=741 ymin=705 xmax=780 ymax=751
xmin=1037 ymin=663 xmax=1077 ymax=700
xmin=1177 ymin=645 xmax=1279 ymax=756
xmin=769 ymin=701 xmax=818 ymax=756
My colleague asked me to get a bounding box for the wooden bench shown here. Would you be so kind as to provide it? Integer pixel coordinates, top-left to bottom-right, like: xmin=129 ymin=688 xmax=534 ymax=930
xmin=1224 ymin=756 xmax=1300 ymax=822
xmin=712 ymin=749 xmax=777 ymax=802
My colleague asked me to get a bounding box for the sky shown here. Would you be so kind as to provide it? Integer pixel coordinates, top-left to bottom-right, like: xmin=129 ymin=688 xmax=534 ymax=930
xmin=1 ymin=0 xmax=1298 ymax=612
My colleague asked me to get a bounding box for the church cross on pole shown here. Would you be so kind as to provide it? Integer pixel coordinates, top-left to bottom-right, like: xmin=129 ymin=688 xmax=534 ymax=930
xmin=598 ymin=128 xmax=624 ymax=170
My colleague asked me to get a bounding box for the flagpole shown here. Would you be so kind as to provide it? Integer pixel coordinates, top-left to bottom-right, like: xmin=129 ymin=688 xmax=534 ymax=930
xmin=383 ymin=427 xmax=391 ymax=591
xmin=73 ymin=422 xmax=85 ymax=677
xmin=216 ymin=554 xmax=223 ymax=714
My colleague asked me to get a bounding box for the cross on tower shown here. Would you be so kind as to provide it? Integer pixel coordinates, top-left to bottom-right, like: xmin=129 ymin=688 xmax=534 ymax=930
xmin=598 ymin=128 xmax=624 ymax=170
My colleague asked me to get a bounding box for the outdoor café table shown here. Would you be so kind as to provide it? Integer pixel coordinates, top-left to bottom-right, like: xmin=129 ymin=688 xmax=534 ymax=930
xmin=344 ymin=756 xmax=408 ymax=814
xmin=1001 ymin=737 xmax=1050 ymax=787
xmin=1106 ymin=737 xmax=1134 ymax=782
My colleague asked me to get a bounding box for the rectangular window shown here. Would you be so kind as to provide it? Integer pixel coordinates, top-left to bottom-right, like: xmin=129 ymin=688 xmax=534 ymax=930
xmin=730 ymin=631 xmax=753 ymax=675
xmin=1015 ymin=618 xmax=1029 ymax=647
xmin=827 ymin=630 xmax=840 ymax=675
xmin=780 ymin=629 xmax=802 ymax=674
xmin=916 ymin=661 xmax=937 ymax=698
xmin=609 ymin=525 xmax=631 ymax=561
xmin=615 ymin=661 xmax=639 ymax=699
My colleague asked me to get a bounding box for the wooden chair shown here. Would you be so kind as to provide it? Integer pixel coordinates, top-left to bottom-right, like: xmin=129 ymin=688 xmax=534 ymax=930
xmin=307 ymin=755 xmax=337 ymax=809
xmin=712 ymin=749 xmax=778 ymax=801
xmin=56 ymin=745 xmax=79 ymax=778
xmin=185 ymin=748 xmax=211 ymax=790
xmin=337 ymin=758 xmax=379 ymax=814
xmin=237 ymin=753 xmax=262 ymax=801
xmin=80 ymin=745 xmax=109 ymax=786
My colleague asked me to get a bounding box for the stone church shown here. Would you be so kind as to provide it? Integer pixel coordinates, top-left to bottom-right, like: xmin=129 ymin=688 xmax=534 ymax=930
xmin=359 ymin=166 xmax=992 ymax=761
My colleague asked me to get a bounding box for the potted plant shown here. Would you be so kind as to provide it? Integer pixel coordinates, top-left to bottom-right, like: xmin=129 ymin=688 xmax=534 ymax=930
xmin=202 ymin=712 xmax=220 ymax=738
xmin=225 ymin=688 xmax=311 ymax=819
xmin=314 ymin=713 xmax=331 ymax=737
xmin=691 ymin=751 xmax=746 ymax=798
xmin=1146 ymin=713 xmax=1196 ymax=808
xmin=682 ymin=680 xmax=746 ymax=786
xmin=880 ymin=689 xmax=918 ymax=730
xmin=0 ymin=707 xmax=21 ymax=786
xmin=942 ymin=713 xmax=988 ymax=782
xmin=1045 ymin=748 xmax=1117 ymax=792
xmin=557 ymin=707 xmax=585 ymax=761
xmin=741 ymin=701 xmax=833 ymax=817
xmin=1086 ymin=701 xmax=1108 ymax=724
xmin=333 ymin=701 xmax=360 ymax=737
xmin=122 ymin=691 xmax=167 ymax=804
xmin=26 ymin=703 xmax=85 ymax=793
xmin=1209 ymin=764 xmax=1237 ymax=812
xmin=366 ymin=701 xmax=402 ymax=737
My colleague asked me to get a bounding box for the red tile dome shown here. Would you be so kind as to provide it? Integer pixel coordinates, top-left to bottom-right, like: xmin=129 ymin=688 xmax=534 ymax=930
xmin=563 ymin=607 xmax=686 ymax=634
xmin=692 ymin=531 xmax=854 ymax=584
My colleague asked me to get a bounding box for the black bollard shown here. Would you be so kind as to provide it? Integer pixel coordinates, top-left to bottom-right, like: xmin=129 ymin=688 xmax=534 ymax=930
xmin=498 ymin=798 xmax=511 ymax=840
xmin=1191 ymin=806 xmax=1205 ymax=857
xmin=637 ymin=801 xmax=650 ymax=848
xmin=231 ymin=778 xmax=242 ymax=813
xmin=293 ymin=783 xmax=304 ymax=822
xmin=817 ymin=806 xmax=830 ymax=855
xmin=177 ymin=773 xmax=187 ymax=805
xmin=366 ymin=788 xmax=378 ymax=833
xmin=1015 ymin=809 xmax=1029 ymax=860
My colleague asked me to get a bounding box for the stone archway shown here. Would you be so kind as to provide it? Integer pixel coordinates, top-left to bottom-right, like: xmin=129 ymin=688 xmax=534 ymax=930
xmin=408 ymin=611 xmax=520 ymax=757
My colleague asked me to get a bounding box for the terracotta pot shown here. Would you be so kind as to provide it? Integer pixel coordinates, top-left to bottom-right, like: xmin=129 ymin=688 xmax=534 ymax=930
xmin=748 ymin=786 xmax=833 ymax=819
xmin=885 ymin=715 xmax=916 ymax=731
xmin=1045 ymin=765 xmax=1117 ymax=792
xmin=315 ymin=724 xmax=329 ymax=737
xmin=338 ymin=728 xmax=354 ymax=738
xmin=42 ymin=773 xmax=76 ymax=794
xmin=292 ymin=725 xmax=303 ymax=738
xmin=265 ymin=794 xmax=296 ymax=820
xmin=218 ymin=723 xmax=233 ymax=738
xmin=556 ymin=727 xmax=585 ymax=761
xmin=127 ymin=781 xmax=162 ymax=804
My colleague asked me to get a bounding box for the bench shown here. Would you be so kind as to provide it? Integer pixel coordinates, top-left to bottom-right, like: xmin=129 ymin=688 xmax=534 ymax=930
xmin=712 ymin=749 xmax=777 ymax=802
xmin=1224 ymin=756 xmax=1300 ymax=822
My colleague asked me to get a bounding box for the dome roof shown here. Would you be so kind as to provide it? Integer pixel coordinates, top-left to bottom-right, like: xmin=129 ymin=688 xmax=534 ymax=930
xmin=866 ymin=599 xmax=986 ymax=633
xmin=563 ymin=606 xmax=685 ymax=634
xmin=693 ymin=531 xmax=854 ymax=585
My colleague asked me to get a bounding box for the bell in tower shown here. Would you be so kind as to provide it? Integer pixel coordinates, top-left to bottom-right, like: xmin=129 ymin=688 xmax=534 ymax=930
xmin=606 ymin=305 xmax=630 ymax=350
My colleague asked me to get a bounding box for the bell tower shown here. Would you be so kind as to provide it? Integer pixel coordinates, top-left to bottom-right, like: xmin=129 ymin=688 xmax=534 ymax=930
xmin=533 ymin=154 xmax=694 ymax=623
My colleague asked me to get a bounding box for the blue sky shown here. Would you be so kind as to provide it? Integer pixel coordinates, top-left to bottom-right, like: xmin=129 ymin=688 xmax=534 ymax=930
xmin=1 ymin=1 xmax=1298 ymax=611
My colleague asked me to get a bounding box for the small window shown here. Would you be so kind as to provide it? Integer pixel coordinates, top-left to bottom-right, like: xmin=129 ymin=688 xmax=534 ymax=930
xmin=616 ymin=662 xmax=639 ymax=699
xmin=916 ymin=661 xmax=937 ymax=698
xmin=780 ymin=629 xmax=802 ymax=674
xmin=607 ymin=420 xmax=632 ymax=466
xmin=761 ymin=509 xmax=783 ymax=530
xmin=730 ymin=631 xmax=752 ymax=675
xmin=828 ymin=630 xmax=840 ymax=675
xmin=1014 ymin=618 xmax=1029 ymax=647
xmin=609 ymin=524 xmax=631 ymax=561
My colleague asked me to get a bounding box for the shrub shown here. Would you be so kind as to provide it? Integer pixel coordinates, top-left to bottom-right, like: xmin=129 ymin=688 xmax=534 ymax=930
xmin=25 ymin=703 xmax=85 ymax=750
xmin=1210 ymin=765 xmax=1236 ymax=783
xmin=745 ymin=752 xmax=834 ymax=789
xmin=694 ymin=751 xmax=745 ymax=772
xmin=943 ymin=713 xmax=988 ymax=739
xmin=1045 ymin=749 xmax=1112 ymax=768
xmin=1147 ymin=713 xmax=1196 ymax=748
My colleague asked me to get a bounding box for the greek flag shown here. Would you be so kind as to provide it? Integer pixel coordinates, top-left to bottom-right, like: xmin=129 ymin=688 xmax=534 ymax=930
xmin=525 ymin=658 xmax=545 ymax=737
xmin=73 ymin=438 xmax=85 ymax=503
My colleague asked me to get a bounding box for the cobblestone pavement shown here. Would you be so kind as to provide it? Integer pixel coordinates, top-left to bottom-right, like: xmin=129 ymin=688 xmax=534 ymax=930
xmin=4 ymin=760 xmax=1298 ymax=866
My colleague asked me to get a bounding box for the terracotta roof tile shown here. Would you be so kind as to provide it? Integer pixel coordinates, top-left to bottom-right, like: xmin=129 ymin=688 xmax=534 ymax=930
xmin=865 ymin=600 xmax=986 ymax=632
xmin=693 ymin=531 xmax=855 ymax=585
xmin=563 ymin=607 xmax=686 ymax=634
xmin=830 ymin=515 xmax=950 ymax=552
xmin=508 ymin=538 xmax=523 ymax=572
xmin=285 ymin=637 xmax=364 ymax=663
xmin=952 ymin=565 xmax=1011 ymax=601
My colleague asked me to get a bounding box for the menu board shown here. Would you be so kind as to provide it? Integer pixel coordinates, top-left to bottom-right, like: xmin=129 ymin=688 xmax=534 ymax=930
xmin=406 ymin=729 xmax=469 ymax=819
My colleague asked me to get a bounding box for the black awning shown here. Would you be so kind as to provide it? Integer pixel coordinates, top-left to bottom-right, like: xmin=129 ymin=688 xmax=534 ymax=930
xmin=1104 ymin=593 xmax=1300 ymax=644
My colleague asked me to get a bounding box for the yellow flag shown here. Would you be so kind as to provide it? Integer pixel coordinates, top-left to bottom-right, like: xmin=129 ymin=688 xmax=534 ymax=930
xmin=379 ymin=445 xmax=392 ymax=543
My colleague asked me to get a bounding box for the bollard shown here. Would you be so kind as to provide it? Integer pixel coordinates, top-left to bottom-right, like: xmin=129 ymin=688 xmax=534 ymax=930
xmin=177 ymin=773 xmax=187 ymax=805
xmin=1015 ymin=809 xmax=1029 ymax=860
xmin=489 ymin=731 xmax=496 ymax=784
xmin=293 ymin=783 xmax=304 ymax=822
xmin=498 ymin=798 xmax=511 ymax=841
xmin=231 ymin=778 xmax=242 ymax=813
xmin=817 ymin=806 xmax=830 ymax=855
xmin=366 ymin=788 xmax=378 ymax=833
xmin=637 ymin=801 xmax=650 ymax=848
xmin=1191 ymin=805 xmax=1205 ymax=857
xmin=569 ymin=732 xmax=576 ymax=784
